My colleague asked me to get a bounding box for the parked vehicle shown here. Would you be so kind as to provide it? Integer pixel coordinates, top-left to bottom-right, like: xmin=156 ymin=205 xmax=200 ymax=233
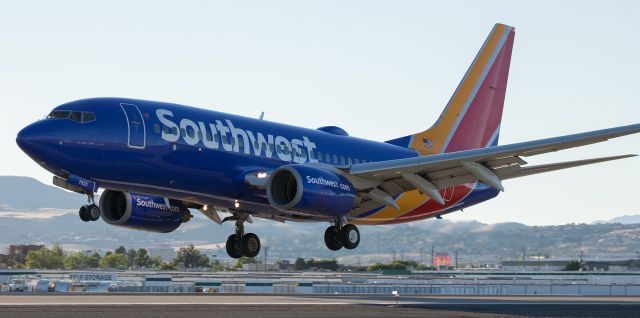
xmin=8 ymin=279 xmax=27 ymax=292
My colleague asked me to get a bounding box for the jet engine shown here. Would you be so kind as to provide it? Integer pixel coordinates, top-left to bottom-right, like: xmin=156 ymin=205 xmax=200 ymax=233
xmin=99 ymin=190 xmax=191 ymax=233
xmin=266 ymin=164 xmax=356 ymax=216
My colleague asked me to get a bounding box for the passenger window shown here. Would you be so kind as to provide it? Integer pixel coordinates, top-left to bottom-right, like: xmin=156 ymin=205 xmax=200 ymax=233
xmin=317 ymin=151 xmax=323 ymax=162
xmin=333 ymin=154 xmax=338 ymax=164
xmin=355 ymin=159 xmax=360 ymax=164
xmin=172 ymin=127 xmax=178 ymax=135
xmin=70 ymin=112 xmax=82 ymax=122
xmin=154 ymin=124 xmax=161 ymax=134
xmin=82 ymin=112 xmax=96 ymax=123
xmin=340 ymin=156 xmax=346 ymax=165
xmin=326 ymin=153 xmax=331 ymax=162
xmin=348 ymin=157 xmax=353 ymax=165
xmin=197 ymin=131 xmax=203 ymax=140
xmin=301 ymin=149 xmax=308 ymax=158
xmin=181 ymin=128 xmax=187 ymax=137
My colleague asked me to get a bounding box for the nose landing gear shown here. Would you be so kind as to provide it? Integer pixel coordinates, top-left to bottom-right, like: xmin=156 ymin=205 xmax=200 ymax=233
xmin=79 ymin=193 xmax=100 ymax=222
xmin=324 ymin=218 xmax=360 ymax=251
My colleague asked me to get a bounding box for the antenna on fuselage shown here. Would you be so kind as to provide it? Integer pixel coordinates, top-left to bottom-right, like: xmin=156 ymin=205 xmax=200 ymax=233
xmin=259 ymin=112 xmax=265 ymax=120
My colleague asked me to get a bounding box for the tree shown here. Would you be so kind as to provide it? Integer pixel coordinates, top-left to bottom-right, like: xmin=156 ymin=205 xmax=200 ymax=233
xmin=25 ymin=245 xmax=64 ymax=269
xmin=99 ymin=253 xmax=128 ymax=269
xmin=367 ymin=260 xmax=419 ymax=272
xmin=294 ymin=258 xmax=307 ymax=270
xmin=173 ymin=245 xmax=210 ymax=268
xmin=307 ymin=259 xmax=338 ymax=271
xmin=234 ymin=256 xmax=256 ymax=269
xmin=159 ymin=262 xmax=177 ymax=271
xmin=563 ymin=260 xmax=581 ymax=271
xmin=149 ymin=256 xmax=163 ymax=268
xmin=88 ymin=253 xmax=101 ymax=268
xmin=115 ymin=246 xmax=127 ymax=254
xmin=127 ymin=249 xmax=138 ymax=267
xmin=64 ymin=252 xmax=97 ymax=269
xmin=211 ymin=259 xmax=226 ymax=272
xmin=135 ymin=249 xmax=151 ymax=268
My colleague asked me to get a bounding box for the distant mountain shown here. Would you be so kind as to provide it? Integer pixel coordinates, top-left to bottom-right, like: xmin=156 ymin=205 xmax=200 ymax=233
xmin=2 ymin=175 xmax=640 ymax=264
xmin=0 ymin=176 xmax=84 ymax=210
xmin=594 ymin=215 xmax=640 ymax=225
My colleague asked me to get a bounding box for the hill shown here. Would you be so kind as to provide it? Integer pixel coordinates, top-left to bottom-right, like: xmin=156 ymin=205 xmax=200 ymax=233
xmin=1 ymin=175 xmax=639 ymax=264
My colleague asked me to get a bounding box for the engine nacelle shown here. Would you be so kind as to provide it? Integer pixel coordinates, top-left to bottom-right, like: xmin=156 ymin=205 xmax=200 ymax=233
xmin=266 ymin=164 xmax=356 ymax=216
xmin=99 ymin=190 xmax=191 ymax=233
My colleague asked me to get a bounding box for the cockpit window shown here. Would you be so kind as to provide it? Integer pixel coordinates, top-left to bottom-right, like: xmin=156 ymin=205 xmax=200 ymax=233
xmin=47 ymin=110 xmax=96 ymax=123
xmin=47 ymin=110 xmax=71 ymax=119
xmin=70 ymin=111 xmax=82 ymax=122
xmin=82 ymin=112 xmax=96 ymax=123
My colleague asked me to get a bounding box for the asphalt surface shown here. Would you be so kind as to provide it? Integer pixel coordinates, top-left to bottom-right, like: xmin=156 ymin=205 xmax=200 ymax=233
xmin=1 ymin=294 xmax=640 ymax=317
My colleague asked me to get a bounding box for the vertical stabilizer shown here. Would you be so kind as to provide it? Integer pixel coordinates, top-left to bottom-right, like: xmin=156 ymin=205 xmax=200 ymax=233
xmin=388 ymin=24 xmax=515 ymax=155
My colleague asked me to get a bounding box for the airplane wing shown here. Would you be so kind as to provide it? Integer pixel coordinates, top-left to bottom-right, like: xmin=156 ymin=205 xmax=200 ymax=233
xmin=347 ymin=123 xmax=640 ymax=207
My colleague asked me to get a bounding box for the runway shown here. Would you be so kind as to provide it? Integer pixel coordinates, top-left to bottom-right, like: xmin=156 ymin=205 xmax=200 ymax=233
xmin=1 ymin=294 xmax=640 ymax=317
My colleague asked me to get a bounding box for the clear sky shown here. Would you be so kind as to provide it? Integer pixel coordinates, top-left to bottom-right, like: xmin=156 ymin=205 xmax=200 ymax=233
xmin=1 ymin=0 xmax=638 ymax=225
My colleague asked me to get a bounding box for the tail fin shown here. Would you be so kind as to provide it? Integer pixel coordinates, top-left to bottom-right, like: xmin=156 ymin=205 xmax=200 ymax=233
xmin=388 ymin=23 xmax=515 ymax=155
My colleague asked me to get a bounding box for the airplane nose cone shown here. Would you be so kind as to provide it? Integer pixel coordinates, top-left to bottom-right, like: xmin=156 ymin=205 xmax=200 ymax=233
xmin=16 ymin=125 xmax=34 ymax=150
xmin=16 ymin=122 xmax=46 ymax=156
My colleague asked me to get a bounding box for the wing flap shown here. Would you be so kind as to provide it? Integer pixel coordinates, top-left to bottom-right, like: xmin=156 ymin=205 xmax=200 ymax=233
xmin=499 ymin=154 xmax=637 ymax=180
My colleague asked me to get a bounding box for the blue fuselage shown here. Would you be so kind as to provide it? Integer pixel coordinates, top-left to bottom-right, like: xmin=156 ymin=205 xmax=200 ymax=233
xmin=16 ymin=98 xmax=497 ymax=222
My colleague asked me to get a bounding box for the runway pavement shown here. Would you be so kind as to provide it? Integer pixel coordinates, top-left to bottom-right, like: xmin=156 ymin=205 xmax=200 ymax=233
xmin=1 ymin=294 xmax=640 ymax=317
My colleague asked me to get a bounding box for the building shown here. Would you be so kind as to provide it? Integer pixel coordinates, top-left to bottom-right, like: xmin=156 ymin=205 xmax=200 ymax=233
xmin=0 ymin=245 xmax=44 ymax=265
xmin=8 ymin=245 xmax=44 ymax=258
xmin=148 ymin=244 xmax=176 ymax=262
xmin=502 ymin=259 xmax=640 ymax=272
xmin=434 ymin=253 xmax=452 ymax=268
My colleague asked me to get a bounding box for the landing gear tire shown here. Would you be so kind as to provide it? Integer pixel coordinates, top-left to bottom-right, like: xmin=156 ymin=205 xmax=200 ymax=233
xmin=88 ymin=204 xmax=100 ymax=221
xmin=241 ymin=233 xmax=261 ymax=258
xmin=324 ymin=226 xmax=343 ymax=251
xmin=340 ymin=224 xmax=360 ymax=249
xmin=79 ymin=206 xmax=90 ymax=222
xmin=226 ymin=234 xmax=243 ymax=259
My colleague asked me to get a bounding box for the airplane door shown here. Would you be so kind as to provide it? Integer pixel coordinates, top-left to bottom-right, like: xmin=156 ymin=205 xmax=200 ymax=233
xmin=120 ymin=103 xmax=146 ymax=148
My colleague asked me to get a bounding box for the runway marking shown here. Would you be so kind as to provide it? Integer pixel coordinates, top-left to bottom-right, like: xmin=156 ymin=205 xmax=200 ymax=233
xmin=0 ymin=302 xmax=356 ymax=306
xmin=1 ymin=301 xmax=639 ymax=306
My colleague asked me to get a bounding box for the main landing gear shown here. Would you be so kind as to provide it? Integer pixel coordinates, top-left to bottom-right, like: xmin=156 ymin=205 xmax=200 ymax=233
xmin=79 ymin=193 xmax=100 ymax=222
xmin=225 ymin=218 xmax=261 ymax=259
xmin=324 ymin=217 xmax=360 ymax=251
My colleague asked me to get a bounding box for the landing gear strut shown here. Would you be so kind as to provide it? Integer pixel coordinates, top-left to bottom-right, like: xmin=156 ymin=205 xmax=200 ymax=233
xmin=324 ymin=217 xmax=360 ymax=251
xmin=225 ymin=218 xmax=261 ymax=259
xmin=79 ymin=193 xmax=100 ymax=222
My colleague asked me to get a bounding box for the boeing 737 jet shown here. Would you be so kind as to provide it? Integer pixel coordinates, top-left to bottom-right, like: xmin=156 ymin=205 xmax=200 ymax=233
xmin=16 ymin=24 xmax=640 ymax=258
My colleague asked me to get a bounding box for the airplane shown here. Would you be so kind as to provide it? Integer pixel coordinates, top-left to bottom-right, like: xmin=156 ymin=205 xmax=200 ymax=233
xmin=16 ymin=23 xmax=640 ymax=259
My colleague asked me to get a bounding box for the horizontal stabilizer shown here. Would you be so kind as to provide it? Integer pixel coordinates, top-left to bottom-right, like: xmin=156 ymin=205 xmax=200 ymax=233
xmin=499 ymin=154 xmax=637 ymax=179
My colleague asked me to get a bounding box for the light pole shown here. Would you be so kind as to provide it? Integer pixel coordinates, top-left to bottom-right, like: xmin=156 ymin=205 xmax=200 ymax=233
xmin=263 ymin=247 xmax=269 ymax=272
